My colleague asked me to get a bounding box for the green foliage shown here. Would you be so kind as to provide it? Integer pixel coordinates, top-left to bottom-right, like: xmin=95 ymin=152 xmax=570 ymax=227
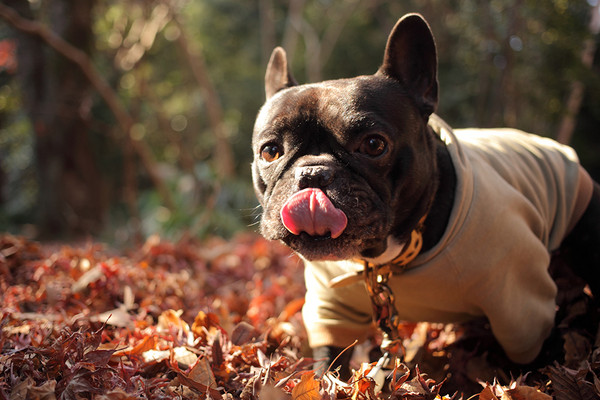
xmin=0 ymin=0 xmax=599 ymax=242
xmin=136 ymin=167 xmax=258 ymax=242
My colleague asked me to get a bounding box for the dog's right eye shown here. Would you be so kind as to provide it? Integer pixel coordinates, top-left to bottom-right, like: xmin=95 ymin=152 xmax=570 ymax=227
xmin=260 ymin=143 xmax=283 ymax=162
xmin=358 ymin=135 xmax=387 ymax=158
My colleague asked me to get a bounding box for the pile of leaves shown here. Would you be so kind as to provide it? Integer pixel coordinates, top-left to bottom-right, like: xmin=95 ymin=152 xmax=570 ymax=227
xmin=1 ymin=233 xmax=600 ymax=399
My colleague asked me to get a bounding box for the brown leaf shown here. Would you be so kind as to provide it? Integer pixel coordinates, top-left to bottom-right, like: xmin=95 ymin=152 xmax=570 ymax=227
xmin=545 ymin=363 xmax=597 ymax=400
xmin=27 ymin=380 xmax=57 ymax=400
xmin=9 ymin=378 xmax=35 ymax=400
xmin=563 ymin=331 xmax=591 ymax=368
xmin=291 ymin=372 xmax=321 ymax=400
xmin=176 ymin=372 xmax=223 ymax=399
xmin=231 ymin=321 xmax=259 ymax=345
xmin=479 ymin=384 xmax=500 ymax=400
xmin=505 ymin=386 xmax=552 ymax=400
xmin=259 ymin=384 xmax=290 ymax=400
xmin=188 ymin=356 xmax=217 ymax=389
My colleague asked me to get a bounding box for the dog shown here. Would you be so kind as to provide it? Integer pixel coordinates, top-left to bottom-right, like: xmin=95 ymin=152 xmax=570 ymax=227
xmin=251 ymin=13 xmax=600 ymax=378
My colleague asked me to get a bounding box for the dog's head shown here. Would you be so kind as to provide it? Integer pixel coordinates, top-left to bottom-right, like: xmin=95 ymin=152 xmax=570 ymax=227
xmin=252 ymin=14 xmax=440 ymax=261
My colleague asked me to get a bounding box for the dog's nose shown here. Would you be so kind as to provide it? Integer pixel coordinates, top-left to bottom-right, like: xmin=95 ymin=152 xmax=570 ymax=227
xmin=295 ymin=165 xmax=335 ymax=189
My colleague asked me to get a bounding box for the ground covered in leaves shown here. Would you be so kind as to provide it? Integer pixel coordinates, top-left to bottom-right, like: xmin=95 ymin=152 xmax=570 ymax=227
xmin=1 ymin=233 xmax=600 ymax=399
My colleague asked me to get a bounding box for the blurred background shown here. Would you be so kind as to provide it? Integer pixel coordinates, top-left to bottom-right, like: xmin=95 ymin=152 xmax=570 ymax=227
xmin=0 ymin=0 xmax=598 ymax=245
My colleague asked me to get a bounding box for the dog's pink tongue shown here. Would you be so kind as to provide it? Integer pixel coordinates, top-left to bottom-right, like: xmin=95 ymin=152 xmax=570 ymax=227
xmin=280 ymin=188 xmax=348 ymax=238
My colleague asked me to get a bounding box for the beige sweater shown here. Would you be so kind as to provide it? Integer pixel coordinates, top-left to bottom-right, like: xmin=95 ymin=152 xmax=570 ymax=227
xmin=302 ymin=115 xmax=582 ymax=363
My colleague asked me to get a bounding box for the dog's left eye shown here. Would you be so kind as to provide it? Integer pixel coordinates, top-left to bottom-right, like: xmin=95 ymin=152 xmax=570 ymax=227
xmin=359 ymin=135 xmax=387 ymax=157
xmin=260 ymin=143 xmax=283 ymax=162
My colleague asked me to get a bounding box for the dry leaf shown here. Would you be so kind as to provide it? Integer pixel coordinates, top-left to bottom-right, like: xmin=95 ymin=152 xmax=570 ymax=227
xmin=27 ymin=380 xmax=58 ymax=400
xmin=2 ymin=233 xmax=599 ymax=399
xmin=142 ymin=345 xmax=198 ymax=365
xmin=114 ymin=335 xmax=157 ymax=357
xmin=191 ymin=310 xmax=221 ymax=341
xmin=291 ymin=373 xmax=321 ymax=400
xmin=259 ymin=384 xmax=290 ymax=400
xmin=231 ymin=321 xmax=259 ymax=345
xmin=563 ymin=331 xmax=591 ymax=368
xmin=92 ymin=307 xmax=133 ymax=328
xmin=278 ymin=298 xmax=305 ymax=321
xmin=71 ymin=265 xmax=104 ymax=293
xmin=188 ymin=356 xmax=217 ymax=389
xmin=505 ymin=386 xmax=552 ymax=400
xmin=158 ymin=309 xmax=189 ymax=332
xmin=479 ymin=384 xmax=500 ymax=400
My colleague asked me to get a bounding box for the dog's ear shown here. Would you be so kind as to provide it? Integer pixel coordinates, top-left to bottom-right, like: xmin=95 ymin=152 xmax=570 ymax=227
xmin=265 ymin=47 xmax=298 ymax=99
xmin=378 ymin=14 xmax=438 ymax=116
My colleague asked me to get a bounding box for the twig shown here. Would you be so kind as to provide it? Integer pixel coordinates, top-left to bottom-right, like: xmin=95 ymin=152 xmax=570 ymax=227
xmin=322 ymin=340 xmax=358 ymax=378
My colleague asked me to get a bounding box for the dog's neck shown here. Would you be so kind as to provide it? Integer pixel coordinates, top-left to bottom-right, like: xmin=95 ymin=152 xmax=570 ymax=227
xmin=362 ymin=236 xmax=407 ymax=265
xmin=421 ymin=138 xmax=456 ymax=252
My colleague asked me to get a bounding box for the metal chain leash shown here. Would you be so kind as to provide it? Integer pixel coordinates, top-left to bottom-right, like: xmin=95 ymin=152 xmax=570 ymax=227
xmin=363 ymin=261 xmax=404 ymax=379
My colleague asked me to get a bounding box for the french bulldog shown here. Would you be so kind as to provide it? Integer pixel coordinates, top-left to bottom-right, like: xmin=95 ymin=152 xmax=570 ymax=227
xmin=251 ymin=13 xmax=600 ymax=378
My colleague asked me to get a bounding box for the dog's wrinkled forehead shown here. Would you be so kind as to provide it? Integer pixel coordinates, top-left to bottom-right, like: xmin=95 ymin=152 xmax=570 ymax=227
xmin=253 ymin=76 xmax=406 ymax=141
xmin=256 ymin=81 xmax=363 ymax=135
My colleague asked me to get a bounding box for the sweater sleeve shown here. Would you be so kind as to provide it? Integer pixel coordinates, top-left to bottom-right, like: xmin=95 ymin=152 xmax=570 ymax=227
xmin=469 ymin=230 xmax=557 ymax=364
xmin=302 ymin=260 xmax=373 ymax=348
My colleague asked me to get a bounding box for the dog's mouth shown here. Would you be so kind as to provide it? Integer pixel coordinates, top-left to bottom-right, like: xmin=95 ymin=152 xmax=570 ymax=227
xmin=282 ymin=231 xmax=388 ymax=261
xmin=282 ymin=234 xmax=350 ymax=260
xmin=276 ymin=188 xmax=391 ymax=260
xmin=299 ymin=232 xmax=332 ymax=240
xmin=280 ymin=188 xmax=348 ymax=239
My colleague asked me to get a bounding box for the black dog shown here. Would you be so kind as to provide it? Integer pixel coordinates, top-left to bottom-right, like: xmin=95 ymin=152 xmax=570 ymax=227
xmin=251 ymin=13 xmax=600 ymax=377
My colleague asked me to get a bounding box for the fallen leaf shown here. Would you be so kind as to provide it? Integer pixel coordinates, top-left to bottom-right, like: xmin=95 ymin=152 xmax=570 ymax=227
xmin=176 ymin=372 xmax=223 ymax=399
xmin=27 ymin=380 xmax=57 ymax=400
xmin=545 ymin=363 xmax=597 ymax=400
xmin=191 ymin=310 xmax=221 ymax=341
xmin=506 ymin=385 xmax=552 ymax=400
xmin=259 ymin=384 xmax=290 ymax=400
xmin=231 ymin=321 xmax=259 ymax=345
xmin=92 ymin=307 xmax=134 ymax=328
xmin=2 ymin=234 xmax=599 ymax=399
xmin=158 ymin=309 xmax=189 ymax=333
xmin=292 ymin=372 xmax=321 ymax=400
xmin=479 ymin=384 xmax=500 ymax=400
xmin=71 ymin=265 xmax=104 ymax=293
xmin=188 ymin=356 xmax=217 ymax=389
xmin=563 ymin=331 xmax=591 ymax=368
xmin=114 ymin=335 xmax=157 ymax=357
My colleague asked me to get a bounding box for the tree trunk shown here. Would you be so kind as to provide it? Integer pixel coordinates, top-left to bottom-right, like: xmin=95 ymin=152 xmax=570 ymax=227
xmin=8 ymin=0 xmax=106 ymax=238
xmin=556 ymin=2 xmax=600 ymax=145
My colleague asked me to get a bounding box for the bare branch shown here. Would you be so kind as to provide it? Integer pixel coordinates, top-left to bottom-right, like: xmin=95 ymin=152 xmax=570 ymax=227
xmin=0 ymin=2 xmax=175 ymax=210
xmin=170 ymin=12 xmax=235 ymax=179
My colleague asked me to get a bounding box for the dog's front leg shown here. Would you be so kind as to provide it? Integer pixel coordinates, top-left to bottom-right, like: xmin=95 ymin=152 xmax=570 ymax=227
xmin=312 ymin=345 xmax=353 ymax=380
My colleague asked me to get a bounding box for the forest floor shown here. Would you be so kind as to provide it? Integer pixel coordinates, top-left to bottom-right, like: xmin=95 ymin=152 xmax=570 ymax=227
xmin=1 ymin=233 xmax=599 ymax=399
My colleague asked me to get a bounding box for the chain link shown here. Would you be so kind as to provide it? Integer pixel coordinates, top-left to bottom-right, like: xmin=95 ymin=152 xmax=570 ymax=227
xmin=363 ymin=261 xmax=404 ymax=357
